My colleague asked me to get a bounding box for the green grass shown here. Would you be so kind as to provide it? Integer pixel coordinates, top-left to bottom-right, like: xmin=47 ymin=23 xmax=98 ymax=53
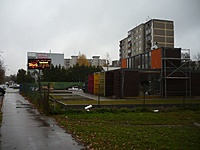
xmin=58 ymin=99 xmax=200 ymax=105
xmin=52 ymin=108 xmax=200 ymax=150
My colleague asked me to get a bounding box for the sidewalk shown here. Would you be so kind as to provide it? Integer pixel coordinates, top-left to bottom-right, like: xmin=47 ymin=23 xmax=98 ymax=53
xmin=0 ymin=88 xmax=84 ymax=150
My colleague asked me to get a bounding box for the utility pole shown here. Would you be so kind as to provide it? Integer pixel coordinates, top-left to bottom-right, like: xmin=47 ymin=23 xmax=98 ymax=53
xmin=106 ymin=52 xmax=110 ymax=71
xmin=107 ymin=60 xmax=109 ymax=71
xmin=38 ymin=69 xmax=41 ymax=91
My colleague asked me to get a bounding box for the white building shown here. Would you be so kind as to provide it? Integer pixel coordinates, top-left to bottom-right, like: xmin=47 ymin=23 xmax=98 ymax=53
xmin=64 ymin=55 xmax=106 ymax=69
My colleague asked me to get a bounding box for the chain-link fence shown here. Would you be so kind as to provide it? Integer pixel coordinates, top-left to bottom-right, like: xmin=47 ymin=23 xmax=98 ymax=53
xmin=20 ymin=83 xmax=50 ymax=113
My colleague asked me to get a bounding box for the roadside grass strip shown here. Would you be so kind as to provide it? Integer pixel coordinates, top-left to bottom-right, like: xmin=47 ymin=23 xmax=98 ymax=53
xmin=52 ymin=108 xmax=200 ymax=150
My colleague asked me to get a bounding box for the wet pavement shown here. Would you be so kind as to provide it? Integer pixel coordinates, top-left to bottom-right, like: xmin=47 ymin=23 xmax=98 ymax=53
xmin=0 ymin=88 xmax=84 ymax=150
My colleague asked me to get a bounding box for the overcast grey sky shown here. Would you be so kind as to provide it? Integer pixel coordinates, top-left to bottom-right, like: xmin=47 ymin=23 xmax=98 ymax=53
xmin=0 ymin=0 xmax=200 ymax=76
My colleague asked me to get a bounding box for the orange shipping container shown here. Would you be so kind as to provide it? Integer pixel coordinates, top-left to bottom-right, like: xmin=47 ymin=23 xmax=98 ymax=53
xmin=151 ymin=48 xmax=162 ymax=69
xmin=121 ymin=58 xmax=127 ymax=68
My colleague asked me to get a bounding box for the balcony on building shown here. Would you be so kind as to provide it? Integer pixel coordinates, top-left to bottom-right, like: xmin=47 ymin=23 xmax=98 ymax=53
xmin=128 ymin=50 xmax=132 ymax=57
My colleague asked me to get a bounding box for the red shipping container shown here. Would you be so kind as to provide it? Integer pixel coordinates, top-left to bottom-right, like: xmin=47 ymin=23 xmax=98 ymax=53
xmin=88 ymin=74 xmax=94 ymax=94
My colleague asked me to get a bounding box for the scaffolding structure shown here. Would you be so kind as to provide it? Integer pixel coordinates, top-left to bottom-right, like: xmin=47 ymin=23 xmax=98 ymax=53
xmin=161 ymin=48 xmax=191 ymax=97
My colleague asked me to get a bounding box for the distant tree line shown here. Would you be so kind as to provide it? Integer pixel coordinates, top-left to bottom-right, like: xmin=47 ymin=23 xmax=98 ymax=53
xmin=16 ymin=64 xmax=101 ymax=84
xmin=42 ymin=64 xmax=101 ymax=82
xmin=16 ymin=69 xmax=35 ymax=83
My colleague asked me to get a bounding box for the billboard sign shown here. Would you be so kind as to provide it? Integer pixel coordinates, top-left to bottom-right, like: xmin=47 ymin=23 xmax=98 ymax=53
xmin=37 ymin=53 xmax=49 ymax=59
xmin=28 ymin=59 xmax=51 ymax=69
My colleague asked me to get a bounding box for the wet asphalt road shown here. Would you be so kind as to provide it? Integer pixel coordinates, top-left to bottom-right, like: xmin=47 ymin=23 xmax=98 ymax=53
xmin=0 ymin=88 xmax=84 ymax=150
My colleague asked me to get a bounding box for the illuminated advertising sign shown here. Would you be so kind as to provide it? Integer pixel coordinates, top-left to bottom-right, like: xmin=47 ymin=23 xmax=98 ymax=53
xmin=28 ymin=59 xmax=51 ymax=69
xmin=37 ymin=53 xmax=48 ymax=59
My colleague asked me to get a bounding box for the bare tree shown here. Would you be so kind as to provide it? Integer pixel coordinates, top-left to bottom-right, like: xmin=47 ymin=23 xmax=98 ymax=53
xmin=194 ymin=53 xmax=200 ymax=61
xmin=0 ymin=58 xmax=5 ymax=84
xmin=192 ymin=53 xmax=200 ymax=70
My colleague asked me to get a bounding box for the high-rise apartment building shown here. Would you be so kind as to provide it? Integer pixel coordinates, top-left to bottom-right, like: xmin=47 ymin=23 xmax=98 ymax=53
xmin=119 ymin=19 xmax=174 ymax=61
xmin=119 ymin=37 xmax=128 ymax=60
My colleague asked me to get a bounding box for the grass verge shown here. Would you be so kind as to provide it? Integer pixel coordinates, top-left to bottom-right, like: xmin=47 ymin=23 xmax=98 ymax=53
xmin=52 ymin=107 xmax=200 ymax=150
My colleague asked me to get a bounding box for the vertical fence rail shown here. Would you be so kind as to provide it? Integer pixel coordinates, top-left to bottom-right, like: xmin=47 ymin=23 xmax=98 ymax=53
xmin=20 ymin=83 xmax=51 ymax=114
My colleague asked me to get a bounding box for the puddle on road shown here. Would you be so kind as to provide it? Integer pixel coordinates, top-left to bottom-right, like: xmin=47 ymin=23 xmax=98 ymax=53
xmin=16 ymin=100 xmax=23 ymax=104
xmin=16 ymin=100 xmax=32 ymax=109
xmin=35 ymin=115 xmax=50 ymax=127
xmin=16 ymin=103 xmax=32 ymax=108
xmin=26 ymin=108 xmax=55 ymax=128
